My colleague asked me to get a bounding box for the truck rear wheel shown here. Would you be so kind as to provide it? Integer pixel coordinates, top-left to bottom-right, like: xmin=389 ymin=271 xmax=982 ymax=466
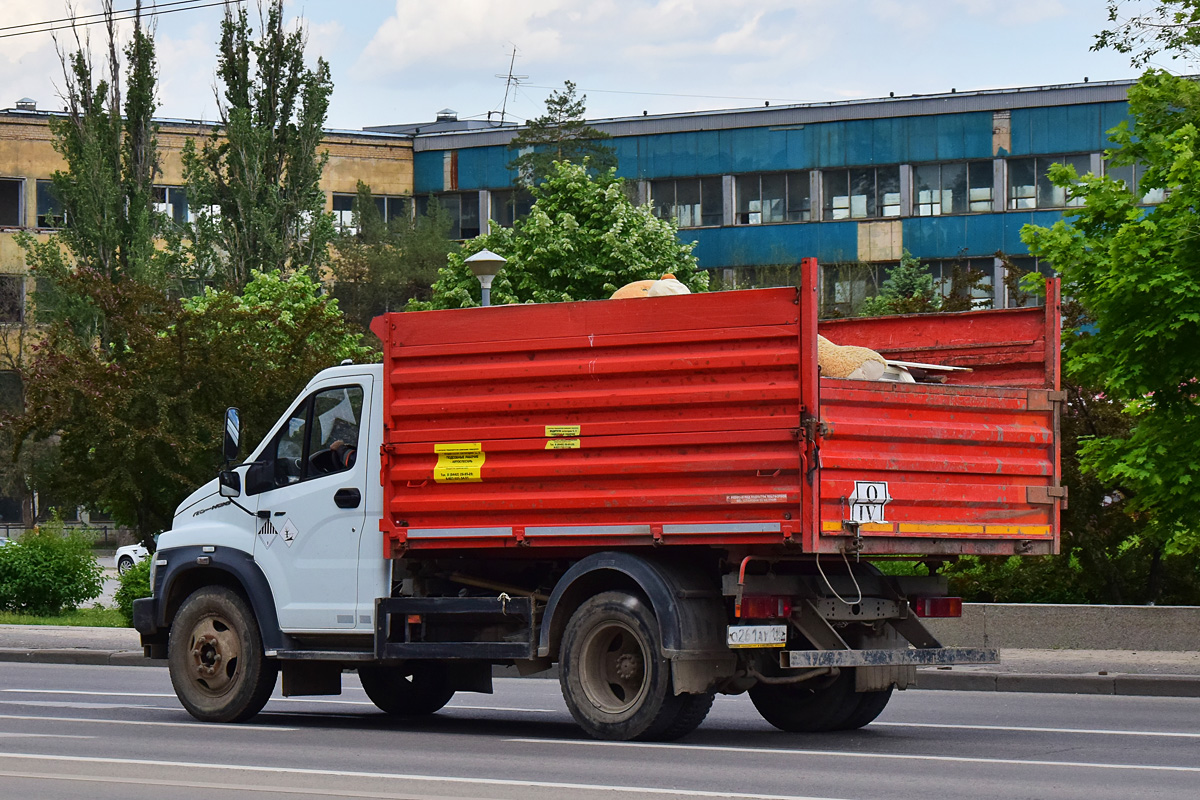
xmin=168 ymin=586 xmax=278 ymax=723
xmin=559 ymin=591 xmax=709 ymax=741
xmin=749 ymin=670 xmax=861 ymax=732
xmin=833 ymin=686 xmax=893 ymax=730
xmin=357 ymin=663 xmax=455 ymax=716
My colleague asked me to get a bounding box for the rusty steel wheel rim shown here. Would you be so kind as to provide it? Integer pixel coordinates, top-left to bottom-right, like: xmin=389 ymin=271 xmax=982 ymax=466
xmin=185 ymin=612 xmax=242 ymax=696
xmin=579 ymin=620 xmax=649 ymax=715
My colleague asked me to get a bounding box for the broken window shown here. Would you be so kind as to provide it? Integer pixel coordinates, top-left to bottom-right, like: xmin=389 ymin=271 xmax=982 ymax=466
xmin=1007 ymin=155 xmax=1091 ymax=209
xmin=489 ymin=189 xmax=534 ymax=228
xmin=1104 ymin=160 xmax=1166 ymax=205
xmin=0 ymin=275 xmax=23 ymax=323
xmin=822 ymin=167 xmax=900 ymax=220
xmin=332 ymin=194 xmax=355 ymax=229
xmin=0 ymin=178 xmax=21 ymax=227
xmin=735 ymin=172 xmax=809 ymax=224
xmin=333 ymin=193 xmax=411 ymax=232
xmin=36 ymin=180 xmax=64 ymax=228
xmin=914 ymin=161 xmax=993 ymax=215
xmin=651 ymin=177 xmax=722 ymax=228
xmin=152 ymin=186 xmax=190 ymax=226
xmin=416 ymin=193 xmax=480 ymax=240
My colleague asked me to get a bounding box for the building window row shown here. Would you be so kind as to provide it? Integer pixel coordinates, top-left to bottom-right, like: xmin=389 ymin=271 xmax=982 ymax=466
xmin=816 ymin=256 xmax=1053 ymax=318
xmin=332 ymin=193 xmax=411 ymax=231
xmin=644 ymin=154 xmax=1162 ymax=229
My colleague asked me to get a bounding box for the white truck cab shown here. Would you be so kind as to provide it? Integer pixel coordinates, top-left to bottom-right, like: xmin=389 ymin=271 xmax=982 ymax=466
xmin=162 ymin=364 xmax=387 ymax=634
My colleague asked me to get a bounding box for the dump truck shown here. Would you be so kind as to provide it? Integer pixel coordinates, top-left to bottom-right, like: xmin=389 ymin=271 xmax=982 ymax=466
xmin=133 ymin=258 xmax=1063 ymax=740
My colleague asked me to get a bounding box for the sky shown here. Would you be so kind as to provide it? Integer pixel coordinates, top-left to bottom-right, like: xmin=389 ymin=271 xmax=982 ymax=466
xmin=0 ymin=0 xmax=1171 ymax=132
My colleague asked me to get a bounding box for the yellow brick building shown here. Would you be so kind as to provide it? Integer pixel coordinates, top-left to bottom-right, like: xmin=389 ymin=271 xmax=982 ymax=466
xmin=0 ymin=104 xmax=414 ymax=526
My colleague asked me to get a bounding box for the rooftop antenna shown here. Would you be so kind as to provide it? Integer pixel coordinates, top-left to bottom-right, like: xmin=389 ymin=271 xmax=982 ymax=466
xmin=494 ymin=45 xmax=527 ymax=126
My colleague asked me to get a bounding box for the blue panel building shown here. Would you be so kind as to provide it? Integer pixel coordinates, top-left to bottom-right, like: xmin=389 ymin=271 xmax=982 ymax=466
xmin=367 ymin=79 xmax=1141 ymax=311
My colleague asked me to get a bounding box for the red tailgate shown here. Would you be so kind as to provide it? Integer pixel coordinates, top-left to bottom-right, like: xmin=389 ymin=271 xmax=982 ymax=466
xmin=814 ymin=280 xmax=1063 ymax=556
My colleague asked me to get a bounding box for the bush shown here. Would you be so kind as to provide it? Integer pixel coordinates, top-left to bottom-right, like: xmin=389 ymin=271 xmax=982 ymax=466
xmin=114 ymin=557 xmax=152 ymax=626
xmin=0 ymin=522 xmax=104 ymax=615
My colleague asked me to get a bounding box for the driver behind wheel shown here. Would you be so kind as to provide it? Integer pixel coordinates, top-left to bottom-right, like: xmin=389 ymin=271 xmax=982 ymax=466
xmin=330 ymin=439 xmax=357 ymax=470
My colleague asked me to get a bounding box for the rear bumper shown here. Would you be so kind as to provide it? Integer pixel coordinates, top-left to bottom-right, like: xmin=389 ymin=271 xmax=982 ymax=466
xmin=780 ymin=646 xmax=999 ymax=669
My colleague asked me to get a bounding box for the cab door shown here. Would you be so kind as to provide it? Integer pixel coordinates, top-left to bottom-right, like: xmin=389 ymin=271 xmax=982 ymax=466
xmin=249 ymin=377 xmax=372 ymax=631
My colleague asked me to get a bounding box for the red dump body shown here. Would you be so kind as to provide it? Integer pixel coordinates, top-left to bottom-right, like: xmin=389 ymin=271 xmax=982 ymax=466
xmin=370 ymin=259 xmax=1062 ymax=559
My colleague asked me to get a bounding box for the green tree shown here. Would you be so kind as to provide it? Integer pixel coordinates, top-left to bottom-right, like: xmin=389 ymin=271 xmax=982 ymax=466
xmin=1095 ymin=1 xmax=1200 ymax=65
xmin=19 ymin=1 xmax=171 ymax=341
xmin=15 ymin=269 xmax=369 ymax=542
xmin=1021 ymin=69 xmax=1200 ymax=554
xmin=181 ymin=0 xmax=334 ymax=289
xmin=858 ymin=251 xmax=941 ymax=316
xmin=331 ymin=183 xmax=457 ymax=331
xmin=508 ymin=81 xmax=616 ymax=187
xmin=413 ymin=160 xmax=706 ymax=309
xmin=3 ymin=2 xmax=166 ymax=525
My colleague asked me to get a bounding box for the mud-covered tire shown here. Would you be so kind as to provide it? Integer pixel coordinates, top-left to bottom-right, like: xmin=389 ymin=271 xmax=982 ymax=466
xmin=167 ymin=586 xmax=278 ymax=723
xmin=657 ymin=691 xmax=715 ymax=740
xmin=748 ymin=670 xmax=860 ymax=733
xmin=560 ymin=591 xmax=705 ymax=741
xmin=357 ymin=663 xmax=455 ymax=716
xmin=117 ymin=556 xmax=134 ymax=575
xmin=833 ymin=686 xmax=893 ymax=730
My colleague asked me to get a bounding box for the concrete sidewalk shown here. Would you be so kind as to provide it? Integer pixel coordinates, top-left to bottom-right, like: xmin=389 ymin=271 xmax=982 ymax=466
xmin=1 ymin=624 xmax=1198 ymax=698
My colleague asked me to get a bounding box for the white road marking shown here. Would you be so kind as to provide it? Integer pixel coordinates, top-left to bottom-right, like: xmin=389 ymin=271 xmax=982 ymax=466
xmin=2 ymin=700 xmax=154 ymax=710
xmin=1 ymin=689 xmax=175 ymax=698
xmin=0 ymin=772 xmax=445 ymax=800
xmin=0 ymin=752 xmax=851 ymax=800
xmin=447 ymin=705 xmax=558 ymax=714
xmin=507 ymin=738 xmax=1200 ymax=774
xmin=874 ymin=721 xmax=1200 ymax=739
xmin=0 ymin=713 xmax=296 ymax=732
xmin=0 ymin=690 xmax=558 ymax=714
xmin=0 ymin=733 xmax=93 ymax=740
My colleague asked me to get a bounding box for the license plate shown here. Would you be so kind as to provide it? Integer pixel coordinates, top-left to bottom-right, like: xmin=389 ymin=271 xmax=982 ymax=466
xmin=726 ymin=624 xmax=788 ymax=648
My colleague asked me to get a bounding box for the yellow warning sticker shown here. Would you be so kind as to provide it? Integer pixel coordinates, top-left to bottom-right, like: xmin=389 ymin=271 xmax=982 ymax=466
xmin=434 ymin=443 xmax=484 ymax=483
xmin=545 ymin=439 xmax=581 ymax=450
xmin=545 ymin=425 xmax=581 ymax=437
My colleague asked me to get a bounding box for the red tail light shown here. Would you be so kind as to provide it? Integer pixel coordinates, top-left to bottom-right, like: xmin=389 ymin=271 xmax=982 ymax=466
xmin=911 ymin=597 xmax=963 ymax=618
xmin=736 ymin=595 xmax=794 ymax=619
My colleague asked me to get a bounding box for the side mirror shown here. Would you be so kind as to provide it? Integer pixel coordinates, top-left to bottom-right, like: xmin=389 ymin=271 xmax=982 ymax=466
xmin=223 ymin=407 xmax=241 ymax=464
xmin=218 ymin=470 xmax=241 ymax=498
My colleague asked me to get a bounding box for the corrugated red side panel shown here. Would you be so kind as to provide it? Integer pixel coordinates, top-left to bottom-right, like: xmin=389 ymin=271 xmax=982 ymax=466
xmin=372 ymin=288 xmax=810 ymax=553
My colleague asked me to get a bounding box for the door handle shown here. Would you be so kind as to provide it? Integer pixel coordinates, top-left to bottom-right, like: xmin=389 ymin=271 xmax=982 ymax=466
xmin=334 ymin=488 xmax=361 ymax=509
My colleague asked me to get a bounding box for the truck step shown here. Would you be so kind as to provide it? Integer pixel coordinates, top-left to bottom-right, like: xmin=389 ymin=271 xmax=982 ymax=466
xmin=375 ymin=595 xmax=536 ymax=661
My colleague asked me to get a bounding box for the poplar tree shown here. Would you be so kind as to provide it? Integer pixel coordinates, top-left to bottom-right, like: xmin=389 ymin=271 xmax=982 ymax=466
xmin=181 ymin=0 xmax=334 ymax=289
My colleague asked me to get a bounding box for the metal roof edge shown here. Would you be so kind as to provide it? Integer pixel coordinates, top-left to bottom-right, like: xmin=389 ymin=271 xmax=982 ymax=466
xmin=412 ymin=78 xmax=1149 ymax=153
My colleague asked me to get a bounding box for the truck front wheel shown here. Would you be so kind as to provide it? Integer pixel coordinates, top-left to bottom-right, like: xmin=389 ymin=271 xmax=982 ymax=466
xmin=167 ymin=586 xmax=278 ymax=723
xmin=357 ymin=663 xmax=455 ymax=715
xmin=559 ymin=591 xmax=710 ymax=741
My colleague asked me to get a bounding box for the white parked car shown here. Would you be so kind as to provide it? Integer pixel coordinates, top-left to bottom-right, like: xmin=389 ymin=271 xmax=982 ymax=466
xmin=115 ymin=542 xmax=150 ymax=575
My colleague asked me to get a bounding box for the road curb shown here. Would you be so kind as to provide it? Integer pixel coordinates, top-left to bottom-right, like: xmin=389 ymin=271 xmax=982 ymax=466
xmin=915 ymin=668 xmax=1200 ymax=697
xmin=0 ymin=648 xmax=156 ymax=668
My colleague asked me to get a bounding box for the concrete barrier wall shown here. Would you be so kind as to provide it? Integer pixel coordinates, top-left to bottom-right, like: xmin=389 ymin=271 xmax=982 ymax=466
xmin=924 ymin=604 xmax=1200 ymax=651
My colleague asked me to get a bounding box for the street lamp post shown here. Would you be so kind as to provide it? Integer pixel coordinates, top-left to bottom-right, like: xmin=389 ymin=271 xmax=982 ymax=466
xmin=465 ymin=249 xmax=507 ymax=307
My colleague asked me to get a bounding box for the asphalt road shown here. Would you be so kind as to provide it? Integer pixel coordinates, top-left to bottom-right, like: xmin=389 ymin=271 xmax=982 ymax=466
xmin=0 ymin=662 xmax=1198 ymax=800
